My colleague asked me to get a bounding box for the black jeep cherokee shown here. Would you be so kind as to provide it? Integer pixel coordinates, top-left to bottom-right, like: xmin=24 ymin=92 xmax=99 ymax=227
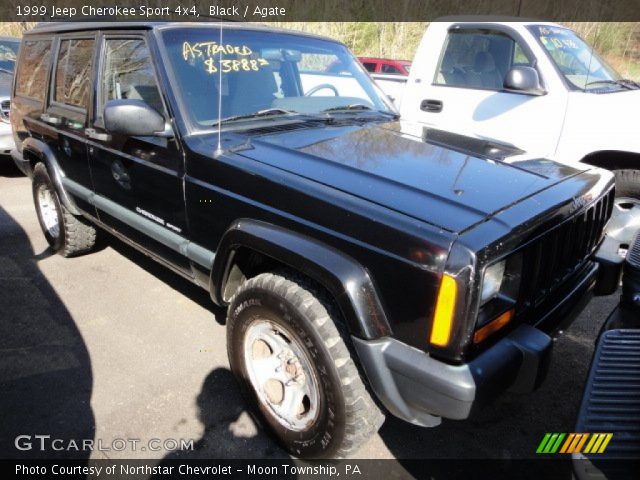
xmin=11 ymin=22 xmax=617 ymax=458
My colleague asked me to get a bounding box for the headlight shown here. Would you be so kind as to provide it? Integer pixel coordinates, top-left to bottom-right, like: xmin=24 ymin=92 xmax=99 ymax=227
xmin=480 ymin=260 xmax=506 ymax=306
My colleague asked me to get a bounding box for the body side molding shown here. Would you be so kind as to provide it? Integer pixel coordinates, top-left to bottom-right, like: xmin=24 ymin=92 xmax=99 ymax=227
xmin=62 ymin=177 xmax=215 ymax=270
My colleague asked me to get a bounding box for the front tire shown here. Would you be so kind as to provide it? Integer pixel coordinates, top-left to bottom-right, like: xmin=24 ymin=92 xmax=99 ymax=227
xmin=32 ymin=163 xmax=97 ymax=257
xmin=226 ymin=272 xmax=384 ymax=458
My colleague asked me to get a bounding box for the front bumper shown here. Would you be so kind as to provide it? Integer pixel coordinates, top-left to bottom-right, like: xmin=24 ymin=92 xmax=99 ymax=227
xmin=353 ymin=261 xmax=601 ymax=427
xmin=353 ymin=324 xmax=553 ymax=427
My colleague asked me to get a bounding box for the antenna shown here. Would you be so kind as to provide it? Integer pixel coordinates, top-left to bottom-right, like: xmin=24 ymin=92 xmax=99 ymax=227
xmin=214 ymin=21 xmax=224 ymax=157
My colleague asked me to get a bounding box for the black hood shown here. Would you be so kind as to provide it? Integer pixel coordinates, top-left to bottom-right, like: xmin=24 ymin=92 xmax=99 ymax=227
xmin=197 ymin=120 xmax=593 ymax=233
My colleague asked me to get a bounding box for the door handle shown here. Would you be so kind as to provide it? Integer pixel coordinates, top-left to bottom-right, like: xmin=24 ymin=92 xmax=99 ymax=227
xmin=84 ymin=128 xmax=112 ymax=142
xmin=40 ymin=113 xmax=62 ymax=125
xmin=420 ymin=99 xmax=443 ymax=113
xmin=111 ymin=159 xmax=132 ymax=191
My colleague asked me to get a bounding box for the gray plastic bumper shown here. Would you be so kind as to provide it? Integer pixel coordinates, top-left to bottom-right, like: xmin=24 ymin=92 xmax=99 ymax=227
xmin=354 ymin=258 xmax=605 ymax=428
xmin=352 ymin=324 xmax=553 ymax=427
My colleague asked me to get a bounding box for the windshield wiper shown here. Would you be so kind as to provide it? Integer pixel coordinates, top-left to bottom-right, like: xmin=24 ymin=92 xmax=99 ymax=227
xmin=212 ymin=108 xmax=300 ymax=126
xmin=322 ymin=104 xmax=373 ymax=112
xmin=213 ymin=104 xmax=397 ymax=127
xmin=321 ymin=104 xmax=399 ymax=119
xmin=618 ymin=79 xmax=640 ymax=88
xmin=584 ymin=79 xmax=639 ymax=90
xmin=0 ymin=68 xmax=12 ymax=75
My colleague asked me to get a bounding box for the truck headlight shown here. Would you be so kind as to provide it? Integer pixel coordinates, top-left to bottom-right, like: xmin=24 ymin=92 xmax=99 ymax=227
xmin=474 ymin=254 xmax=523 ymax=343
xmin=480 ymin=260 xmax=506 ymax=306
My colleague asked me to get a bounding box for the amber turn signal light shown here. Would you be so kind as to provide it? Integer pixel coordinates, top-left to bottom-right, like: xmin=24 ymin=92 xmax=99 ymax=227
xmin=430 ymin=274 xmax=458 ymax=347
xmin=473 ymin=309 xmax=515 ymax=344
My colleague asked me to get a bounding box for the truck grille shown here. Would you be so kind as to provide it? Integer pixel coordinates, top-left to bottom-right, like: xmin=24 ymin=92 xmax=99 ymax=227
xmin=519 ymin=188 xmax=615 ymax=306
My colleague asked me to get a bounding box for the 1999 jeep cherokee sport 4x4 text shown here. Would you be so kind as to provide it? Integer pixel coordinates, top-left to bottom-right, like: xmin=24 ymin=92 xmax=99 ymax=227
xmin=12 ymin=22 xmax=619 ymax=458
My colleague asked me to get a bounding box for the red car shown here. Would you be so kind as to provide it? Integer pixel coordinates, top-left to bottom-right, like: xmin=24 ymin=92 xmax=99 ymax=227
xmin=358 ymin=57 xmax=411 ymax=75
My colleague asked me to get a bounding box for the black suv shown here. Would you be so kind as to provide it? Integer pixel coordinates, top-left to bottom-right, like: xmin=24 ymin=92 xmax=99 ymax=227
xmin=11 ymin=22 xmax=617 ymax=458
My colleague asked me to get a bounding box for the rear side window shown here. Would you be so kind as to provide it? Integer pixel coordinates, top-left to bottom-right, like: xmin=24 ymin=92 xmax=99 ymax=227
xmin=15 ymin=39 xmax=52 ymax=100
xmin=54 ymin=38 xmax=94 ymax=108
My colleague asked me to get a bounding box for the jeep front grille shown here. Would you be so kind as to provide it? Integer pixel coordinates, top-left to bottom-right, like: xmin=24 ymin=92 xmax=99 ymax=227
xmin=519 ymin=188 xmax=615 ymax=306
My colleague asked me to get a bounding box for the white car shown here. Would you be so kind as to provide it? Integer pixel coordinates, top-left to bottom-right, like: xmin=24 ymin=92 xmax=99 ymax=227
xmin=377 ymin=20 xmax=640 ymax=247
xmin=0 ymin=37 xmax=20 ymax=156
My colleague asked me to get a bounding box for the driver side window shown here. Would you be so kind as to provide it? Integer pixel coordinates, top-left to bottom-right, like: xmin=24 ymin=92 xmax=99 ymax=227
xmin=100 ymin=38 xmax=165 ymax=120
xmin=436 ymin=30 xmax=533 ymax=90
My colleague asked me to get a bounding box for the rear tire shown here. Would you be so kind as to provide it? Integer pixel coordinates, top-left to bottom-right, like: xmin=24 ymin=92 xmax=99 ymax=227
xmin=226 ymin=272 xmax=384 ymax=458
xmin=32 ymin=163 xmax=96 ymax=257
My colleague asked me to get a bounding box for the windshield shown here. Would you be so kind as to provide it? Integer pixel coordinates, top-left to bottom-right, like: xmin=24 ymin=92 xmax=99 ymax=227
xmin=0 ymin=40 xmax=19 ymax=74
xmin=160 ymin=27 xmax=395 ymax=129
xmin=528 ymin=25 xmax=627 ymax=91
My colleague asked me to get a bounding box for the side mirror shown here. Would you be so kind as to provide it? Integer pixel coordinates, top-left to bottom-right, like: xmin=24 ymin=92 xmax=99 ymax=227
xmin=104 ymin=99 xmax=168 ymax=137
xmin=503 ymin=66 xmax=545 ymax=95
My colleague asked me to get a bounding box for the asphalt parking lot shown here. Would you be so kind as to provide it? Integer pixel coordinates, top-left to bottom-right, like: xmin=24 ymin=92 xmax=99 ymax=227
xmin=0 ymin=159 xmax=621 ymax=464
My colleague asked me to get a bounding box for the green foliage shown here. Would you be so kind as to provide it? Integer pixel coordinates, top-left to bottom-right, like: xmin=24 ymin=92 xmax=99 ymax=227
xmin=1 ymin=21 xmax=637 ymax=79
xmin=266 ymin=22 xmax=428 ymax=59
xmin=267 ymin=22 xmax=640 ymax=80
xmin=565 ymin=22 xmax=640 ymax=79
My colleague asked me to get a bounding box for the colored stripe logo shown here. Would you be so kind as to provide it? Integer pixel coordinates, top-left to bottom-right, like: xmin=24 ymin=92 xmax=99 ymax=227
xmin=537 ymin=433 xmax=613 ymax=454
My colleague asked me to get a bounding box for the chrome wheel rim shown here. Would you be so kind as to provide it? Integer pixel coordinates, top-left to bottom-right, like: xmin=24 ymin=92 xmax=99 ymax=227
xmin=243 ymin=319 xmax=320 ymax=431
xmin=607 ymin=197 xmax=640 ymax=248
xmin=37 ymin=185 xmax=60 ymax=239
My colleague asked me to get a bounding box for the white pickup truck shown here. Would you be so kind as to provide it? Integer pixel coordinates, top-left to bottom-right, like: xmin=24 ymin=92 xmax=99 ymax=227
xmin=376 ymin=20 xmax=640 ymax=246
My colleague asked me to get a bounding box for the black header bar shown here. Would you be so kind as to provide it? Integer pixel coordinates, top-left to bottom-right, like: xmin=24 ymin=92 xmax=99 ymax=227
xmin=3 ymin=0 xmax=640 ymax=22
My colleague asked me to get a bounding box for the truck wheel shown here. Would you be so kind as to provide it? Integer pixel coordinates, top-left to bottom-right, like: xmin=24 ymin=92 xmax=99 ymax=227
xmin=226 ymin=272 xmax=384 ymax=458
xmin=32 ymin=163 xmax=96 ymax=257
xmin=608 ymin=170 xmax=640 ymax=247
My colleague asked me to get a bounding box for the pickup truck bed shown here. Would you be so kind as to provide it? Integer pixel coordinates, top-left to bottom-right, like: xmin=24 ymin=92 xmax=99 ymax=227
xmin=574 ymin=232 xmax=640 ymax=479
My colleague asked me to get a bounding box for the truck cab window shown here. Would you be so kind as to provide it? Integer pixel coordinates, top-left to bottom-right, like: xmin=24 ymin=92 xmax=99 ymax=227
xmin=0 ymin=39 xmax=19 ymax=73
xmin=436 ymin=30 xmax=533 ymax=90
